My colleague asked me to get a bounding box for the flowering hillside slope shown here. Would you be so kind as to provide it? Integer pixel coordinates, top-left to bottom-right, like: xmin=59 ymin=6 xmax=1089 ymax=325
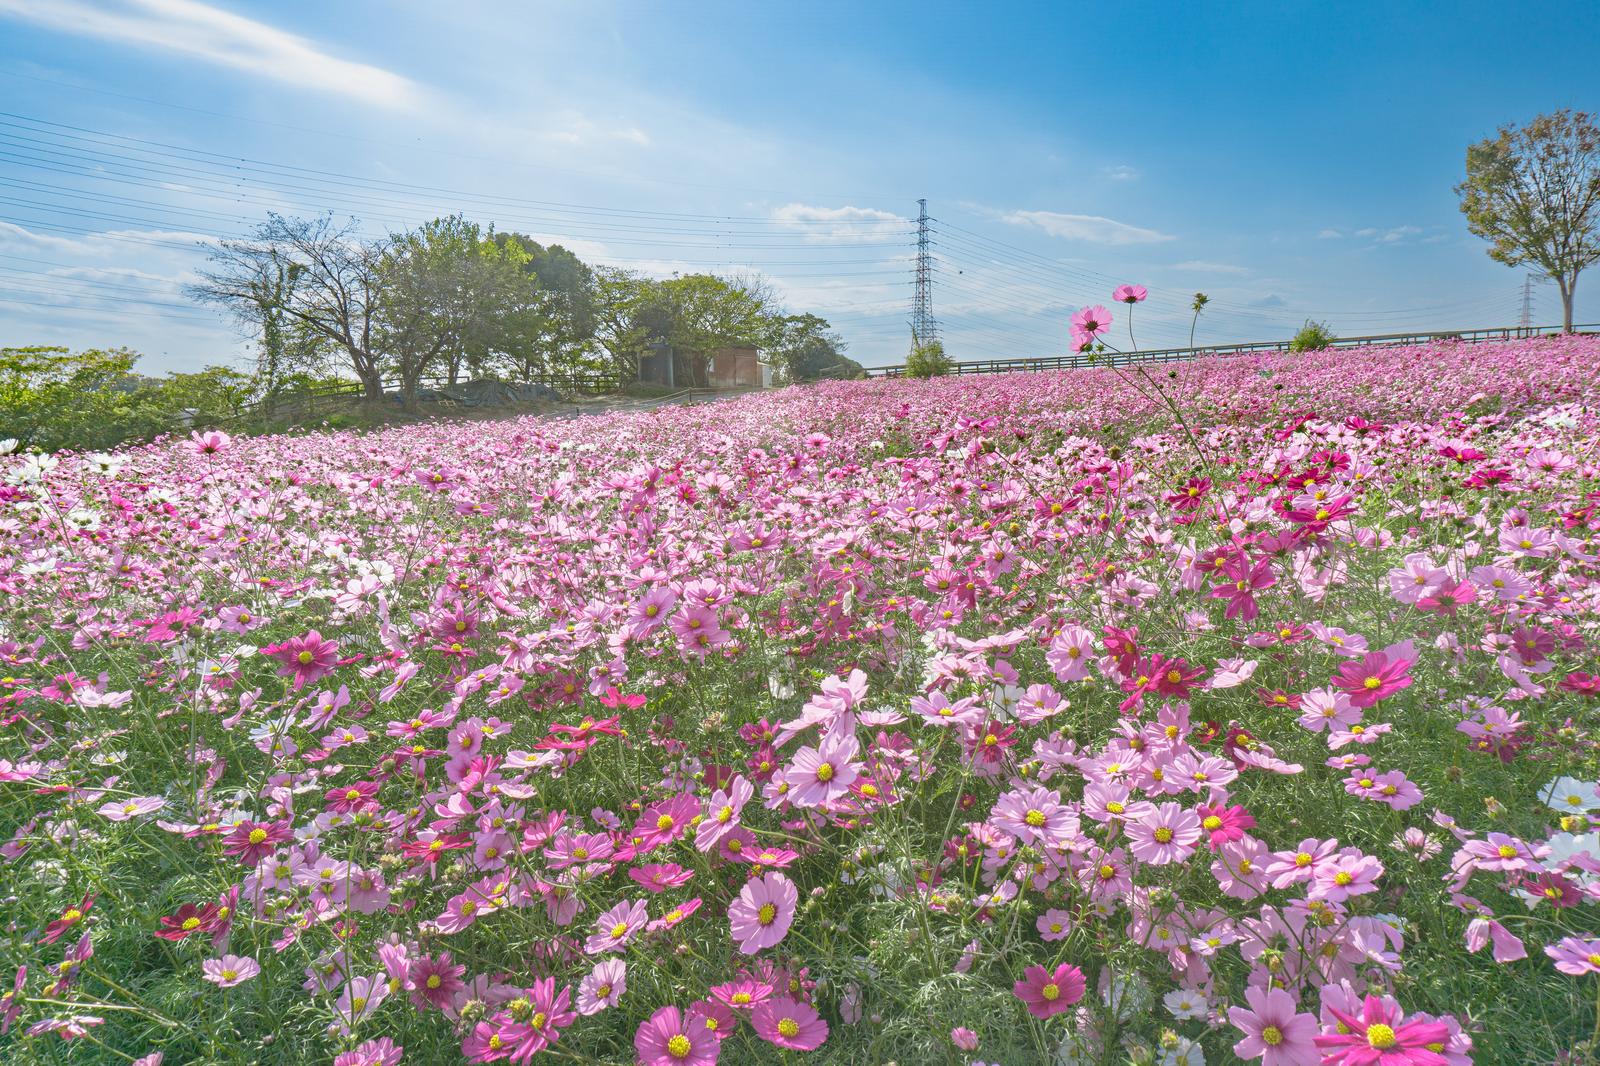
xmin=2 ymin=335 xmax=1599 ymax=1065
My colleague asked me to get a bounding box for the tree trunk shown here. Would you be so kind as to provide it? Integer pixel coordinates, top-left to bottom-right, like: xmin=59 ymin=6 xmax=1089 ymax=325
xmin=1559 ymin=275 xmax=1575 ymax=333
xmin=359 ymin=367 xmax=385 ymax=403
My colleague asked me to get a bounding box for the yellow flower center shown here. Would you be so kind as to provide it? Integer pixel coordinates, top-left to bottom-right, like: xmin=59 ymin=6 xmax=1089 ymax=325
xmin=182 ymin=917 xmax=201 ymax=930
xmin=1024 ymin=810 xmax=1046 ymax=827
xmin=1367 ymin=1024 xmax=1397 ymax=1049
xmin=1363 ymin=676 xmax=1382 ymax=690
xmin=1497 ymin=845 xmax=1517 ymax=859
xmin=778 ymin=1018 xmax=800 ymax=1038
xmin=1295 ymin=852 xmax=1313 ymax=867
xmin=656 ymin=814 xmax=675 ymax=831
xmin=816 ymin=763 xmax=835 ymax=782
xmin=1202 ymin=816 xmax=1222 ymax=831
xmin=1261 ymin=1025 xmax=1284 ymax=1046
xmin=1153 ymin=827 xmax=1174 ymax=843
xmin=1098 ymin=863 xmax=1116 ymax=880
xmin=1041 ymin=983 xmax=1060 ymax=1001
xmin=757 ymin=903 xmax=777 ymax=926
xmin=731 ymin=992 xmax=751 ymax=1005
xmin=1334 ymin=871 xmax=1354 ymax=886
xmin=611 ymin=922 xmax=629 ymax=937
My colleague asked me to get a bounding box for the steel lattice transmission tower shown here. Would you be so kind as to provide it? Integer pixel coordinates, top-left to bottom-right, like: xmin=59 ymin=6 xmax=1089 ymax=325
xmin=1519 ymin=273 xmax=1537 ymax=330
xmin=910 ymin=198 xmax=938 ymax=347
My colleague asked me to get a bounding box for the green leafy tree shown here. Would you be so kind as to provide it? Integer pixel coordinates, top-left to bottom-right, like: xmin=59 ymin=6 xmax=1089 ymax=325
xmin=904 ymin=337 xmax=952 ymax=378
xmin=771 ymin=313 xmax=860 ymax=381
xmin=373 ymin=216 xmax=531 ymax=406
xmin=488 ymin=233 xmax=599 ymax=380
xmin=1457 ymin=109 xmax=1600 ymax=331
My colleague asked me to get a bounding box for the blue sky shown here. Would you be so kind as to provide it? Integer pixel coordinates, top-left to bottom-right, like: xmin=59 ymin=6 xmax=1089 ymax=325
xmin=1 ymin=0 xmax=1596 ymax=372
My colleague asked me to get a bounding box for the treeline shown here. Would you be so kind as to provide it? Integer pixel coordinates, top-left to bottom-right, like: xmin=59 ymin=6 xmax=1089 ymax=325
xmin=191 ymin=213 xmax=863 ymax=406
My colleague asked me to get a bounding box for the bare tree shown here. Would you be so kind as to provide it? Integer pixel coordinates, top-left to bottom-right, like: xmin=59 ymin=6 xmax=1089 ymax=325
xmin=191 ymin=214 xmax=390 ymax=400
xmin=1457 ymin=109 xmax=1600 ymax=332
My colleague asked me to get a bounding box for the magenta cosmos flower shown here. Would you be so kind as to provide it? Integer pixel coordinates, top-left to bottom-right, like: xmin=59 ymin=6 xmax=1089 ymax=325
xmin=1113 ymin=283 xmax=1148 ymax=304
xmin=1313 ymin=994 xmax=1450 ymax=1065
xmin=751 ymin=995 xmax=828 ymax=1051
xmin=1013 ymin=962 xmax=1086 ymax=1019
xmin=634 ymin=1005 xmax=718 ymax=1066
xmin=1228 ymin=984 xmax=1318 ymax=1065
xmin=728 ymin=871 xmax=797 ymax=954
xmin=261 ymin=630 xmax=341 ymax=691
xmin=1331 ymin=650 xmax=1414 ymax=709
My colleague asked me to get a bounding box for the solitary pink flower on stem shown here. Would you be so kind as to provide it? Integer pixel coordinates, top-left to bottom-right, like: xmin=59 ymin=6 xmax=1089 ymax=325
xmin=261 ymin=630 xmax=340 ymax=691
xmin=1071 ymin=305 xmax=1113 ymax=338
xmin=201 ymin=954 xmax=259 ymax=988
xmin=785 ymin=732 xmax=860 ymax=809
xmin=1113 ymin=284 xmax=1148 ymax=304
xmin=1013 ymin=962 xmax=1086 ymax=1019
xmin=728 ymin=871 xmax=797 ymax=954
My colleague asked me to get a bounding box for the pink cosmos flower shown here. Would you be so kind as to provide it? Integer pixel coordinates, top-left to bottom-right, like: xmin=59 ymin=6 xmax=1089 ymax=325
xmin=951 ymin=1026 xmax=979 ymax=1051
xmin=1127 ymin=802 xmax=1203 ymax=865
xmin=1331 ymin=651 xmax=1414 ymax=709
xmin=97 ymin=796 xmax=166 ymax=822
xmin=751 ymin=995 xmax=828 ymax=1051
xmin=1313 ymin=994 xmax=1450 ymax=1065
xmin=1037 ymin=909 xmax=1072 ymax=941
xmin=728 ymin=872 xmax=797 ymax=954
xmin=333 ymin=1038 xmax=403 ymax=1066
xmin=261 ymin=630 xmax=341 ymax=691
xmin=785 ymin=732 xmax=860 ymax=809
xmin=1310 ymin=851 xmax=1383 ymax=903
xmin=635 ymin=1005 xmax=718 ymax=1065
xmin=190 ymin=429 xmax=231 ymax=455
xmin=710 ymin=977 xmax=774 ymax=1012
xmin=201 ymin=954 xmax=259 ymax=988
xmin=1013 ymin=962 xmax=1086 ymax=1019
xmin=407 ymin=952 xmax=466 ymax=1011
xmin=1545 ymin=936 xmax=1600 ymax=975
xmin=577 ymin=959 xmax=626 ymax=1015
xmin=1113 ymin=283 xmax=1148 ymax=304
xmin=1196 ymin=802 xmax=1256 ymax=849
xmin=1071 ymin=305 xmax=1113 ymax=338
xmin=991 ymin=785 xmax=1078 ymax=848
xmin=585 ymin=899 xmax=649 ymax=955
xmin=1229 ymin=984 xmax=1319 ymax=1066
xmin=696 ymin=775 xmax=754 ymax=852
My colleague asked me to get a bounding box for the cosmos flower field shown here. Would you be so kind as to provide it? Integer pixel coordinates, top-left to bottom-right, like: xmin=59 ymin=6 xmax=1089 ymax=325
xmin=2 ymin=334 xmax=1600 ymax=1066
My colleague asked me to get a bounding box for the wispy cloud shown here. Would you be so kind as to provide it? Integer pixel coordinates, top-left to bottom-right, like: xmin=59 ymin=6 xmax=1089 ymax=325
xmin=1317 ymin=228 xmax=1343 ymax=239
xmin=1354 ymin=224 xmax=1423 ymax=244
xmin=771 ymin=203 xmax=908 ymax=243
xmin=1103 ymin=164 xmax=1140 ymax=182
xmin=0 ymin=0 xmax=422 ymax=109
xmin=998 ymin=209 xmax=1174 ymax=246
xmin=1172 ymin=259 xmax=1249 ymax=275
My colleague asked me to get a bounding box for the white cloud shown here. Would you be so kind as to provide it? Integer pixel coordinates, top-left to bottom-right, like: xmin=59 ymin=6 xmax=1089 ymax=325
xmin=1172 ymin=260 xmax=1249 ymax=275
xmin=771 ymin=203 xmax=907 ymax=243
xmin=998 ymin=209 xmax=1174 ymax=246
xmin=1103 ymin=164 xmax=1140 ymax=182
xmin=0 ymin=0 xmax=422 ymax=109
xmin=1317 ymin=228 xmax=1343 ymax=239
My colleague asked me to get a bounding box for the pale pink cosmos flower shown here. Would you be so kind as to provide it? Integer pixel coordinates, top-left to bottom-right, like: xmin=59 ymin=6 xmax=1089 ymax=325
xmin=1227 ymin=984 xmax=1318 ymax=1065
xmin=729 ymin=871 xmax=797 ymax=954
xmin=785 ymin=731 xmax=860 ymax=809
xmin=576 ymin=959 xmax=626 ymax=1015
xmin=584 ymin=899 xmax=648 ymax=955
xmin=1545 ymin=936 xmax=1600 ymax=975
xmin=1112 ymin=283 xmax=1148 ymax=304
xmin=696 ymin=775 xmax=754 ymax=852
xmin=1128 ymin=802 xmax=1203 ymax=865
xmin=97 ymin=796 xmax=166 ymax=822
xmin=201 ymin=954 xmax=259 ymax=988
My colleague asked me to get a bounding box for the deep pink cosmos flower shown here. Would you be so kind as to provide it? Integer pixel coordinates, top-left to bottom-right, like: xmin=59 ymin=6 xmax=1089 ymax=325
xmin=1013 ymin=962 xmax=1086 ymax=1018
xmin=220 ymin=818 xmax=288 ymax=866
xmin=1313 ymin=994 xmax=1450 ymax=1065
xmin=1113 ymin=283 xmax=1148 ymax=304
xmin=751 ymin=995 xmax=828 ymax=1051
xmin=728 ymin=871 xmax=797 ymax=954
xmin=1197 ymin=803 xmax=1256 ymax=849
xmin=1229 ymin=984 xmax=1319 ymax=1065
xmin=407 ymin=952 xmax=466 ymax=1011
xmin=261 ymin=630 xmax=341 ymax=691
xmin=1332 ymin=651 xmax=1414 ymax=709
xmin=634 ymin=1005 xmax=719 ymax=1065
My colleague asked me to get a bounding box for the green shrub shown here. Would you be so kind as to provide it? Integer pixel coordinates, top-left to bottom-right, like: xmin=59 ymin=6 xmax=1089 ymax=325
xmin=1289 ymin=319 xmax=1337 ymax=352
